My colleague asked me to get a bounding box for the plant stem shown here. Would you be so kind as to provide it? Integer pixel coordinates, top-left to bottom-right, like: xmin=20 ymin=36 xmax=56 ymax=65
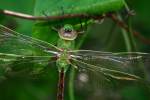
xmin=117 ymin=14 xmax=136 ymax=51
xmin=68 ymin=67 xmax=75 ymax=100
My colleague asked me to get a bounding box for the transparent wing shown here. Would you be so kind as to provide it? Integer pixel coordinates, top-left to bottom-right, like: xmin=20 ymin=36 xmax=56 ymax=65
xmin=69 ymin=50 xmax=150 ymax=91
xmin=0 ymin=53 xmax=56 ymax=65
xmin=69 ymin=50 xmax=112 ymax=56
xmin=70 ymin=56 xmax=150 ymax=98
xmin=71 ymin=58 xmax=143 ymax=81
xmin=0 ymin=24 xmax=60 ymax=56
xmin=0 ymin=53 xmax=57 ymax=80
xmin=70 ymin=50 xmax=150 ymax=73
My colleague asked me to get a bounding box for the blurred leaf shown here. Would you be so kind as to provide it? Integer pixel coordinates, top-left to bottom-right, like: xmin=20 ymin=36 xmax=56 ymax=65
xmin=34 ymin=0 xmax=124 ymax=16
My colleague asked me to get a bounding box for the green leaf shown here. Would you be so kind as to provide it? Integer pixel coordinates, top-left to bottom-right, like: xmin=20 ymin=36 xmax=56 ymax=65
xmin=32 ymin=24 xmax=58 ymax=44
xmin=34 ymin=0 xmax=125 ymax=16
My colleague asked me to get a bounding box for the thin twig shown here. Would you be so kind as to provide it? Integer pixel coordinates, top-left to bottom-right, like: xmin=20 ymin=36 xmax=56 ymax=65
xmin=133 ymin=31 xmax=150 ymax=45
xmin=0 ymin=9 xmax=104 ymax=21
xmin=108 ymin=13 xmax=150 ymax=45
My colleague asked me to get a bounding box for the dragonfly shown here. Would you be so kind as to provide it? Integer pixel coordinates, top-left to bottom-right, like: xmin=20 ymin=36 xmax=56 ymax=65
xmin=0 ymin=24 xmax=150 ymax=100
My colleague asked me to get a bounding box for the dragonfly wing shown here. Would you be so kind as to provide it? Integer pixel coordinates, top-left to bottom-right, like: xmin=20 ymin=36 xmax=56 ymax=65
xmin=70 ymin=50 xmax=150 ymax=77
xmin=69 ymin=50 xmax=112 ymax=56
xmin=70 ymin=50 xmax=150 ymax=87
xmin=71 ymin=58 xmax=143 ymax=82
xmin=70 ymin=57 xmax=150 ymax=99
xmin=69 ymin=50 xmax=124 ymax=69
xmin=0 ymin=25 xmax=60 ymax=56
xmin=0 ymin=53 xmax=57 ymax=79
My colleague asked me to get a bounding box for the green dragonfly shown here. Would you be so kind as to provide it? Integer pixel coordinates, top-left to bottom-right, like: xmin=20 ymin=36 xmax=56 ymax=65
xmin=0 ymin=24 xmax=150 ymax=100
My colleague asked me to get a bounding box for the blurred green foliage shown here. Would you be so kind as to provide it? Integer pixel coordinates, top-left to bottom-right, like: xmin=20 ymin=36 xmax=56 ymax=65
xmin=0 ymin=0 xmax=150 ymax=100
xmin=34 ymin=0 xmax=124 ymax=16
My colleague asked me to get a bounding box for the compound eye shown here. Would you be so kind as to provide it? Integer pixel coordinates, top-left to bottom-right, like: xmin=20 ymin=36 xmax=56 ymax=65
xmin=64 ymin=28 xmax=72 ymax=33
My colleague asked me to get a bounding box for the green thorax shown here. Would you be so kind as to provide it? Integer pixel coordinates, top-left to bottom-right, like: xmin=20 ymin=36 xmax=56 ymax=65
xmin=56 ymin=38 xmax=75 ymax=73
xmin=57 ymin=38 xmax=75 ymax=50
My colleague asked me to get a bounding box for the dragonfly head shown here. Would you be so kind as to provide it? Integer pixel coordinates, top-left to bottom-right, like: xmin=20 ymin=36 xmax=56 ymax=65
xmin=58 ymin=24 xmax=77 ymax=41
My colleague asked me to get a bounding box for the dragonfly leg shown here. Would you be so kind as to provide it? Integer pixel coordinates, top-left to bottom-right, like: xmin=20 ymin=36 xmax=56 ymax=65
xmin=51 ymin=26 xmax=59 ymax=32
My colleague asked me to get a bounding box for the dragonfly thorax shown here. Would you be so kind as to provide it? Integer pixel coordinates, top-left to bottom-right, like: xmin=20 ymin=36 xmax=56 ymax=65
xmin=56 ymin=51 xmax=71 ymax=73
